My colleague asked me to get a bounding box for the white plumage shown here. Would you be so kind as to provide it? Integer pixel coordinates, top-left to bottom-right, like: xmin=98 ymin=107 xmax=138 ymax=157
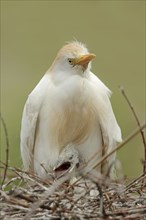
xmin=20 ymin=41 xmax=122 ymax=179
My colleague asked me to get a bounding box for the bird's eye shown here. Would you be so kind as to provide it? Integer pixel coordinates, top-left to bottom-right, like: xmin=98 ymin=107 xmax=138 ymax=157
xmin=68 ymin=58 xmax=73 ymax=65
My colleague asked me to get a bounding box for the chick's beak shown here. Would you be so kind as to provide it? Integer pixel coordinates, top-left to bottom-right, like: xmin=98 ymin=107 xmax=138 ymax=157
xmin=74 ymin=53 xmax=96 ymax=66
xmin=53 ymin=161 xmax=71 ymax=179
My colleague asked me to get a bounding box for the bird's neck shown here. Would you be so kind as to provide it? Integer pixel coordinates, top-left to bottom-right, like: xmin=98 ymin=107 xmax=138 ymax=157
xmin=47 ymin=69 xmax=90 ymax=85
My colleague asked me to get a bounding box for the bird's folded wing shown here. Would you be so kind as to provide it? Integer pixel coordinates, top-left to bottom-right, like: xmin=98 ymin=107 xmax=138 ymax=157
xmin=89 ymin=72 xmax=122 ymax=175
xmin=20 ymin=75 xmax=49 ymax=171
xmin=98 ymin=94 xmax=122 ymax=176
xmin=20 ymin=98 xmax=39 ymax=171
xmin=89 ymin=72 xmax=122 ymax=147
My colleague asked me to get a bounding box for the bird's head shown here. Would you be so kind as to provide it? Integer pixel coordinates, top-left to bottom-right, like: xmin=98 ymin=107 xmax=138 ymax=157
xmin=53 ymin=144 xmax=80 ymax=179
xmin=50 ymin=41 xmax=96 ymax=74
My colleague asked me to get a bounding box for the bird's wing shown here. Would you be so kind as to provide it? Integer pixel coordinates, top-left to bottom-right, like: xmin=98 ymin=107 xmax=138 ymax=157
xmin=89 ymin=72 xmax=122 ymax=175
xmin=20 ymin=96 xmax=39 ymax=171
xmin=20 ymin=74 xmax=49 ymax=171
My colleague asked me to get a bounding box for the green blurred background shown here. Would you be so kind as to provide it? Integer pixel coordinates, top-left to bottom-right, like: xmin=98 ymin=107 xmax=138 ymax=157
xmin=1 ymin=0 xmax=145 ymax=178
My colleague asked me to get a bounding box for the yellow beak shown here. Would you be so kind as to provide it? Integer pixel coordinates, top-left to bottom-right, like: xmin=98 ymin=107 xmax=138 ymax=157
xmin=74 ymin=53 xmax=96 ymax=66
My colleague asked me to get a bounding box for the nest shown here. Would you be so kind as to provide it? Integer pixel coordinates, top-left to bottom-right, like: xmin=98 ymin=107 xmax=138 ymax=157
xmin=0 ymin=165 xmax=146 ymax=220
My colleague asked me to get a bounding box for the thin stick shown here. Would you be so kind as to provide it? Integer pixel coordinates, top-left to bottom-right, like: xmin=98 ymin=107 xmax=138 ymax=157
xmin=119 ymin=86 xmax=146 ymax=173
xmin=0 ymin=113 xmax=10 ymax=188
xmin=123 ymin=173 xmax=146 ymax=192
xmin=93 ymin=123 xmax=146 ymax=171
xmin=94 ymin=182 xmax=106 ymax=217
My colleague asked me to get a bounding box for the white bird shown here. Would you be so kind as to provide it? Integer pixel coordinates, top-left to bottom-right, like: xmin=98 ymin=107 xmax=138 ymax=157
xmin=20 ymin=41 xmax=122 ymax=179
xmin=53 ymin=143 xmax=80 ymax=179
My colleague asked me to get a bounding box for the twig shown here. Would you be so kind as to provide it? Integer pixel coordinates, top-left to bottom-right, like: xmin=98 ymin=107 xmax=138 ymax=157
xmin=109 ymin=206 xmax=146 ymax=217
xmin=91 ymin=179 xmax=106 ymax=217
xmin=0 ymin=113 xmax=10 ymax=188
xmin=1 ymin=202 xmax=29 ymax=212
xmin=93 ymin=122 xmax=146 ymax=171
xmin=1 ymin=190 xmax=30 ymax=208
xmin=119 ymin=86 xmax=146 ymax=173
xmin=24 ymin=172 xmax=72 ymax=220
xmin=69 ymin=122 xmax=146 ymax=188
xmin=123 ymin=173 xmax=146 ymax=192
xmin=2 ymin=176 xmax=22 ymax=190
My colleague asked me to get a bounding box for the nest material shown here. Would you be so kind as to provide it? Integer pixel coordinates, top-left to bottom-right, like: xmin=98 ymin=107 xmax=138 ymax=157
xmin=0 ymin=167 xmax=146 ymax=220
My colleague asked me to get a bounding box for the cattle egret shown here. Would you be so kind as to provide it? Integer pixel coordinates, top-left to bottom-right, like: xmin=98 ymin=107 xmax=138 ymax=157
xmin=20 ymin=41 xmax=122 ymax=179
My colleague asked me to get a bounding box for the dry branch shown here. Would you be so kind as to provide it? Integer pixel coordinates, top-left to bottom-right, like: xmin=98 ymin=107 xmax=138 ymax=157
xmin=0 ymin=113 xmax=10 ymax=188
xmin=119 ymin=86 xmax=146 ymax=173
